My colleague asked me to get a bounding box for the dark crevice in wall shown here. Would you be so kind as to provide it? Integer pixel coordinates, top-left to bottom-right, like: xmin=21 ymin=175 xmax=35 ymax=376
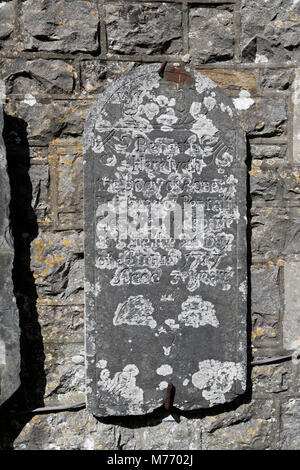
xmin=0 ymin=115 xmax=45 ymax=450
xmin=189 ymin=4 xmax=234 ymax=11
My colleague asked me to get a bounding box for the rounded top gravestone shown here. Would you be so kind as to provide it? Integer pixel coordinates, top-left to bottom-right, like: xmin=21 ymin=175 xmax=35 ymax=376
xmin=83 ymin=64 xmax=247 ymax=416
xmin=0 ymin=81 xmax=20 ymax=406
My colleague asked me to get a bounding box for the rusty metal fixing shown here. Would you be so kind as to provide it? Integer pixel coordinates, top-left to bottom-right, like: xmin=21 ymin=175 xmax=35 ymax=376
xmin=163 ymin=383 xmax=175 ymax=411
xmin=157 ymin=61 xmax=168 ymax=78
xmin=157 ymin=62 xmax=195 ymax=88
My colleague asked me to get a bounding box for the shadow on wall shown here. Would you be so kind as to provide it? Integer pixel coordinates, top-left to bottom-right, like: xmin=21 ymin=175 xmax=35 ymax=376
xmin=0 ymin=114 xmax=46 ymax=450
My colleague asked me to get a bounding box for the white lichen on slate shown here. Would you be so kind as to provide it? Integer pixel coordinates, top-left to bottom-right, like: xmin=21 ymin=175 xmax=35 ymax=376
xmin=97 ymin=362 xmax=144 ymax=414
xmin=192 ymin=359 xmax=246 ymax=406
xmin=156 ymin=364 xmax=173 ymax=376
xmin=179 ymin=296 xmax=219 ymax=328
xmin=113 ymin=295 xmax=157 ymax=329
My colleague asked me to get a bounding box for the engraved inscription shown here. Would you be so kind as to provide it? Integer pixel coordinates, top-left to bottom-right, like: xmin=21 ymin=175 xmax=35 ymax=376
xmin=84 ymin=64 xmax=247 ymax=416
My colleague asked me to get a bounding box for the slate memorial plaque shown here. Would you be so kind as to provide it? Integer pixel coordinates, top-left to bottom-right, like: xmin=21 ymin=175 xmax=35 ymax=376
xmin=0 ymin=81 xmax=20 ymax=406
xmin=83 ymin=64 xmax=247 ymax=416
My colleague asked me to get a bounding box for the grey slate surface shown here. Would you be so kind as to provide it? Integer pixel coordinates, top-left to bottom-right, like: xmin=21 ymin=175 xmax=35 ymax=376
xmin=83 ymin=64 xmax=248 ymax=416
xmin=0 ymin=81 xmax=20 ymax=406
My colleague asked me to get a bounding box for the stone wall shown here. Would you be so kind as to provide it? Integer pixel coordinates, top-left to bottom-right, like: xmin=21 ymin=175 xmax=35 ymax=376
xmin=0 ymin=0 xmax=299 ymax=450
